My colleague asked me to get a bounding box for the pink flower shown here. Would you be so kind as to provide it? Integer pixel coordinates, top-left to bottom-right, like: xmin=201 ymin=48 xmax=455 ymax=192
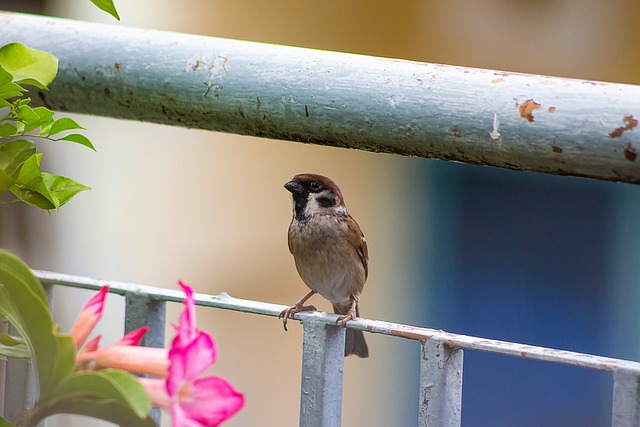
xmin=160 ymin=281 xmax=244 ymax=426
xmin=72 ymin=281 xmax=244 ymax=426
xmin=117 ymin=326 xmax=150 ymax=346
xmin=70 ymin=286 xmax=109 ymax=349
xmin=77 ymin=345 xmax=170 ymax=377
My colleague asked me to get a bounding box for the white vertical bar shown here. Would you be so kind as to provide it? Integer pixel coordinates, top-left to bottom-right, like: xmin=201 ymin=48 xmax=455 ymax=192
xmin=418 ymin=339 xmax=463 ymax=427
xmin=612 ymin=369 xmax=640 ymax=427
xmin=299 ymin=318 xmax=345 ymax=427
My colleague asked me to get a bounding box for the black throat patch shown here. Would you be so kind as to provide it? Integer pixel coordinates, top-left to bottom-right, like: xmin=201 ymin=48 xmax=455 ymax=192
xmin=293 ymin=193 xmax=309 ymax=221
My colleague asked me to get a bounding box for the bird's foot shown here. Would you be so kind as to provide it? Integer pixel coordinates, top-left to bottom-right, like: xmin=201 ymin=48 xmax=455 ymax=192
xmin=278 ymin=304 xmax=317 ymax=331
xmin=336 ymin=308 xmax=357 ymax=327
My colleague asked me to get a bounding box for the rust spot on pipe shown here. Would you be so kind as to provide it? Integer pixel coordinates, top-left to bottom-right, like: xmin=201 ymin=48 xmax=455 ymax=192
xmin=552 ymin=146 xmax=563 ymax=153
xmin=609 ymin=115 xmax=638 ymax=138
xmin=491 ymin=77 xmax=505 ymax=84
xmin=548 ymin=106 xmax=556 ymax=113
xmin=624 ymin=143 xmax=637 ymax=161
xmin=390 ymin=328 xmax=430 ymax=345
xmin=114 ymin=63 xmax=120 ymax=73
xmin=450 ymin=127 xmax=462 ymax=137
xmin=519 ymin=99 xmax=541 ymax=122
xmin=442 ymin=340 xmax=458 ymax=351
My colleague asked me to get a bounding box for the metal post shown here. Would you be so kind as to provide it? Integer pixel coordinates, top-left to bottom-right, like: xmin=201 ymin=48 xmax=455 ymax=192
xmin=124 ymin=294 xmax=166 ymax=424
xmin=3 ymin=328 xmax=38 ymax=425
xmin=418 ymin=339 xmax=463 ymax=427
xmin=299 ymin=317 xmax=345 ymax=427
xmin=612 ymin=369 xmax=640 ymax=427
xmin=124 ymin=293 xmax=166 ymax=348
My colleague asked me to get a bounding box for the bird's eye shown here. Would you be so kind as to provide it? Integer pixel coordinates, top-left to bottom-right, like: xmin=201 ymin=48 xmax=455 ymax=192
xmin=309 ymin=181 xmax=321 ymax=191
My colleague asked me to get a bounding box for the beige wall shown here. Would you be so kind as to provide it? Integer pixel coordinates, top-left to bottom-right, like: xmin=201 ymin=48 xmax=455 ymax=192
xmin=10 ymin=0 xmax=640 ymax=426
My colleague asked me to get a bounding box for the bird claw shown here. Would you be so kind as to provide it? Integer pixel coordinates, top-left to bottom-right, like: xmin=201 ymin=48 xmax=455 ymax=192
xmin=336 ymin=309 xmax=357 ymax=327
xmin=278 ymin=304 xmax=317 ymax=331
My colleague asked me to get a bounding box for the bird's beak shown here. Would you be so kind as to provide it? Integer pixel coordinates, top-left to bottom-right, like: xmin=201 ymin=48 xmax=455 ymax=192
xmin=284 ymin=179 xmax=304 ymax=194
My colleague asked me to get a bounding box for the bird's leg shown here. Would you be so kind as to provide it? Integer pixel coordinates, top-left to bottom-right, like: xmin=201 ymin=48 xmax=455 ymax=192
xmin=336 ymin=299 xmax=358 ymax=327
xmin=278 ymin=290 xmax=317 ymax=331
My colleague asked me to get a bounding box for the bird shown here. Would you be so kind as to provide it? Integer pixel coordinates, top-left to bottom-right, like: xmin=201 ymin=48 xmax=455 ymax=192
xmin=279 ymin=173 xmax=369 ymax=358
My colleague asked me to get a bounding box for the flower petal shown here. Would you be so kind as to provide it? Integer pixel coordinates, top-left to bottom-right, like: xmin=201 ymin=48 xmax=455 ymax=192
xmin=175 ymin=281 xmax=196 ymax=346
xmin=179 ymin=376 xmax=245 ymax=426
xmin=70 ymin=286 xmax=109 ymax=349
xmin=172 ymin=403 xmax=205 ymax=427
xmin=118 ymin=326 xmax=149 ymax=346
xmin=167 ymin=331 xmax=216 ymax=396
xmin=94 ymin=345 xmax=170 ymax=377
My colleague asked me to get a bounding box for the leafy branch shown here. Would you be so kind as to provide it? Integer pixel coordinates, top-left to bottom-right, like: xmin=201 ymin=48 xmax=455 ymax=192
xmin=0 ymin=43 xmax=93 ymax=210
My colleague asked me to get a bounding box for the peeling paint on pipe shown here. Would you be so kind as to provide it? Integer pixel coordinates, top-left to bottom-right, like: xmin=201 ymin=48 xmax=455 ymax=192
xmin=2 ymin=12 xmax=639 ymax=183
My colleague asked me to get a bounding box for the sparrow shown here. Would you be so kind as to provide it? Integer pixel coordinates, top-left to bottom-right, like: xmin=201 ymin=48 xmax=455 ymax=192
xmin=279 ymin=173 xmax=369 ymax=358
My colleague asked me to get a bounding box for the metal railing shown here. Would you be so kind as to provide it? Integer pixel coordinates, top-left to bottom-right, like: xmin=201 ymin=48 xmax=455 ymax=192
xmin=1 ymin=270 xmax=637 ymax=426
xmin=1 ymin=12 xmax=639 ymax=184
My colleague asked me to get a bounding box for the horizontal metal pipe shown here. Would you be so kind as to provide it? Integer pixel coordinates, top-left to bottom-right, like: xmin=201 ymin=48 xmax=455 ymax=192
xmin=1 ymin=12 xmax=639 ymax=182
xmin=34 ymin=269 xmax=640 ymax=374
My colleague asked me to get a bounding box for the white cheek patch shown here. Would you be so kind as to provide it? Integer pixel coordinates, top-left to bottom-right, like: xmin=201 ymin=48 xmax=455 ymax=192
xmin=305 ymin=190 xmax=338 ymax=216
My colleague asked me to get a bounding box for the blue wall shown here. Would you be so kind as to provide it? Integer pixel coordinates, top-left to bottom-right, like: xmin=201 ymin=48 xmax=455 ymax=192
xmin=416 ymin=161 xmax=637 ymax=426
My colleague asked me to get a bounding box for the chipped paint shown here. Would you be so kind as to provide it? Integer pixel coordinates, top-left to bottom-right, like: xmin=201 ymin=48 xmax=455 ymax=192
xmin=490 ymin=112 xmax=501 ymax=140
xmin=609 ymin=115 xmax=638 ymax=138
xmin=519 ymin=99 xmax=541 ymax=122
xmin=624 ymin=143 xmax=637 ymax=161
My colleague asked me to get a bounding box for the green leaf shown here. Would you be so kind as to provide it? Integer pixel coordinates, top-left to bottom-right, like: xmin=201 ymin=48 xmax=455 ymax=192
xmin=0 ymin=341 xmax=31 ymax=359
xmin=89 ymin=0 xmax=121 ymax=20
xmin=0 ymin=43 xmax=58 ymax=89
xmin=10 ymin=180 xmax=58 ymax=210
xmin=16 ymin=104 xmax=39 ymax=125
xmin=0 ymin=250 xmax=75 ymax=400
xmin=14 ymin=153 xmax=52 ymax=209
xmin=47 ymin=117 xmax=85 ymax=136
xmin=24 ymin=106 xmax=54 ymax=133
xmin=42 ymin=173 xmax=91 ymax=207
xmin=0 ymin=122 xmax=16 ymax=137
xmin=57 ymin=133 xmax=95 ymax=151
xmin=0 ymin=415 xmax=13 ymax=427
xmin=0 ymin=65 xmax=13 ymax=84
xmin=51 ymin=370 xmax=152 ymax=419
xmin=40 ymin=397 xmax=155 ymax=427
xmin=0 ymin=81 xmax=25 ymax=100
xmin=0 ymin=331 xmax=22 ymax=345
xmin=0 ymin=139 xmax=37 ymax=177
xmin=10 ymin=170 xmax=90 ymax=210
xmin=0 ymin=168 xmax=14 ymax=193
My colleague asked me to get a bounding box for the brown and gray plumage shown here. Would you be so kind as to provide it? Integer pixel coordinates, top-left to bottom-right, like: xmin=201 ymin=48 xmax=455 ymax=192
xmin=279 ymin=173 xmax=369 ymax=358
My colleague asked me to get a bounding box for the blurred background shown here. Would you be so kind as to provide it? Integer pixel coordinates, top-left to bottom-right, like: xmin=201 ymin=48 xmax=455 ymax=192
xmin=1 ymin=1 xmax=640 ymax=426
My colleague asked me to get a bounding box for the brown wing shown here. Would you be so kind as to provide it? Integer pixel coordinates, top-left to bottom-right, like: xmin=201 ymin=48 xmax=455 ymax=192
xmin=347 ymin=214 xmax=369 ymax=280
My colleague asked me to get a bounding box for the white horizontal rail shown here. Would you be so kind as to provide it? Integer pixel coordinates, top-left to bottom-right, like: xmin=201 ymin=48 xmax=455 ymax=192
xmin=1 ymin=12 xmax=639 ymax=183
xmin=33 ymin=270 xmax=640 ymax=374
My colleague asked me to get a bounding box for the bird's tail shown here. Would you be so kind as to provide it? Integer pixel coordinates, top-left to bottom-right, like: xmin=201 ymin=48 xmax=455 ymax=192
xmin=333 ymin=303 xmax=369 ymax=358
